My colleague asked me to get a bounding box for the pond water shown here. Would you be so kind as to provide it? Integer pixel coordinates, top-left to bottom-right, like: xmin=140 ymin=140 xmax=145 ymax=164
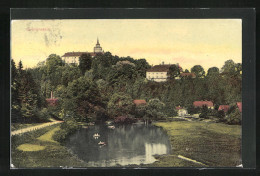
xmin=65 ymin=124 xmax=171 ymax=167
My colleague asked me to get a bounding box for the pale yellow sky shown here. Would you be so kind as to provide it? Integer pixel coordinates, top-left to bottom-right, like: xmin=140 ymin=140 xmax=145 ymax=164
xmin=11 ymin=19 xmax=242 ymax=70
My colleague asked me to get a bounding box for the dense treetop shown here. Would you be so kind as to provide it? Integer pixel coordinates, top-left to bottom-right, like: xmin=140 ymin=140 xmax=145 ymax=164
xmin=11 ymin=52 xmax=242 ymax=124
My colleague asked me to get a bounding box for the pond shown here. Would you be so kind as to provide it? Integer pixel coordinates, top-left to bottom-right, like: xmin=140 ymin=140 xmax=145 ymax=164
xmin=65 ymin=124 xmax=171 ymax=167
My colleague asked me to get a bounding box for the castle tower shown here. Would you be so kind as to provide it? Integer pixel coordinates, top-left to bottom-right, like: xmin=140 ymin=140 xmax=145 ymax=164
xmin=94 ymin=38 xmax=103 ymax=53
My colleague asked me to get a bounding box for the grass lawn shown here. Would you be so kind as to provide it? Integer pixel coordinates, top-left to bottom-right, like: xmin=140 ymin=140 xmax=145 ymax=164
xmin=151 ymin=121 xmax=241 ymax=167
xmin=11 ymin=124 xmax=87 ymax=168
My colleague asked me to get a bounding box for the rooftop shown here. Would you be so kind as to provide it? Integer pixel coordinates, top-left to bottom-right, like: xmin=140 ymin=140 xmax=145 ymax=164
xmin=237 ymin=102 xmax=242 ymax=112
xmin=147 ymin=64 xmax=182 ymax=72
xmin=193 ymin=101 xmax=214 ymax=107
xmin=218 ymin=105 xmax=230 ymax=112
xmin=62 ymin=52 xmax=97 ymax=57
xmin=133 ymin=100 xmax=147 ymax=106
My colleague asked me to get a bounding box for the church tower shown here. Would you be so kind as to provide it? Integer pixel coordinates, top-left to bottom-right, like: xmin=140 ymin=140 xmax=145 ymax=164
xmin=94 ymin=38 xmax=103 ymax=53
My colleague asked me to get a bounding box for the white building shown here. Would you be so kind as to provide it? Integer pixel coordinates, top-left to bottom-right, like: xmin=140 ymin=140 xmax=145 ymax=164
xmin=178 ymin=109 xmax=188 ymax=117
xmin=146 ymin=63 xmax=182 ymax=82
xmin=62 ymin=38 xmax=104 ymax=65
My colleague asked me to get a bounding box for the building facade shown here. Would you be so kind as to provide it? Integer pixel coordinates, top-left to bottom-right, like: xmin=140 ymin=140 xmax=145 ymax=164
xmin=146 ymin=63 xmax=182 ymax=82
xmin=62 ymin=39 xmax=104 ymax=64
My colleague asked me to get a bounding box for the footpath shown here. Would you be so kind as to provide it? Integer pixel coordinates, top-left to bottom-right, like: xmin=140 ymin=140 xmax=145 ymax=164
xmin=11 ymin=120 xmax=63 ymax=136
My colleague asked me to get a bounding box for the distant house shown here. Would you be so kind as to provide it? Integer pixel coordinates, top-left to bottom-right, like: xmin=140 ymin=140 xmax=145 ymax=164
xmin=176 ymin=72 xmax=196 ymax=79
xmin=193 ymin=101 xmax=214 ymax=109
xmin=62 ymin=52 xmax=97 ymax=65
xmin=133 ymin=100 xmax=147 ymax=106
xmin=237 ymin=102 xmax=242 ymax=112
xmin=146 ymin=63 xmax=182 ymax=82
xmin=62 ymin=39 xmax=104 ymax=65
xmin=218 ymin=105 xmax=230 ymax=113
xmin=46 ymin=91 xmax=59 ymax=106
xmin=176 ymin=106 xmax=188 ymax=117
xmin=176 ymin=106 xmax=182 ymax=111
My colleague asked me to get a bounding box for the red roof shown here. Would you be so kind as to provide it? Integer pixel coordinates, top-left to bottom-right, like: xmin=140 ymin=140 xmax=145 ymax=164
xmin=133 ymin=100 xmax=147 ymax=106
xmin=237 ymin=102 xmax=242 ymax=112
xmin=46 ymin=98 xmax=59 ymax=106
xmin=218 ymin=105 xmax=230 ymax=112
xmin=180 ymin=72 xmax=196 ymax=78
xmin=147 ymin=64 xmax=182 ymax=72
xmin=193 ymin=101 xmax=214 ymax=108
xmin=62 ymin=52 xmax=98 ymax=57
xmin=176 ymin=106 xmax=183 ymax=110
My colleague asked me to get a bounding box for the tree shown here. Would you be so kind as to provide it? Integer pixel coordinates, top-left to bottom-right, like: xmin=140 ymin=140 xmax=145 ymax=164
xmin=184 ymin=69 xmax=190 ymax=73
xmin=221 ymin=59 xmax=236 ymax=75
xmin=79 ymin=53 xmax=92 ymax=75
xmin=61 ymin=65 xmax=81 ymax=86
xmin=144 ymin=99 xmax=166 ymax=121
xmin=18 ymin=70 xmax=43 ymax=122
xmin=199 ymin=105 xmax=209 ymax=119
xmin=11 ymin=60 xmax=21 ymax=122
xmin=18 ymin=60 xmax=23 ymax=73
xmin=45 ymin=54 xmax=63 ymax=75
xmin=235 ymin=63 xmax=242 ymax=75
xmin=191 ymin=65 xmax=205 ymax=78
xmin=107 ymin=60 xmax=137 ymax=85
xmin=167 ymin=64 xmax=180 ymax=80
xmin=107 ymin=92 xmax=134 ymax=117
xmin=62 ymin=76 xmax=105 ymax=122
xmin=134 ymin=59 xmax=151 ymax=77
xmin=207 ymin=67 xmax=219 ymax=77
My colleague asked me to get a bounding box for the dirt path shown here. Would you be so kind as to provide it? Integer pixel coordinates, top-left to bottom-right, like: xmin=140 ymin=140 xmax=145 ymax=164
xmin=11 ymin=121 xmax=63 ymax=136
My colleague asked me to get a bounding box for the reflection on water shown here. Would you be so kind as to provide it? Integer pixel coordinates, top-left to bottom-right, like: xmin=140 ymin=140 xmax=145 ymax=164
xmin=65 ymin=124 xmax=171 ymax=167
xmin=145 ymin=143 xmax=167 ymax=163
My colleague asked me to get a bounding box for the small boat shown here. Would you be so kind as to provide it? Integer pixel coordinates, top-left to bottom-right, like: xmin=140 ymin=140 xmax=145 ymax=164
xmin=98 ymin=141 xmax=106 ymax=145
xmin=93 ymin=133 xmax=100 ymax=137
xmin=108 ymin=125 xmax=115 ymax=129
xmin=82 ymin=126 xmax=88 ymax=129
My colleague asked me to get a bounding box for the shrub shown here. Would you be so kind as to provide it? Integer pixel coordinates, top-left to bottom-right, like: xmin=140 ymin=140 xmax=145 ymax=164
xmin=217 ymin=110 xmax=225 ymax=122
xmin=53 ymin=117 xmax=79 ymax=142
xmin=114 ymin=116 xmax=137 ymax=124
xmin=225 ymin=108 xmax=241 ymax=125
xmin=187 ymin=106 xmax=199 ymax=115
xmin=38 ymin=108 xmax=51 ymax=120
xmin=199 ymin=105 xmax=209 ymax=119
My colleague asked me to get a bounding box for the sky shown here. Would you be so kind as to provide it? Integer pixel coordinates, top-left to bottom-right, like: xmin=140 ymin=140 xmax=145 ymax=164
xmin=11 ymin=19 xmax=242 ymax=71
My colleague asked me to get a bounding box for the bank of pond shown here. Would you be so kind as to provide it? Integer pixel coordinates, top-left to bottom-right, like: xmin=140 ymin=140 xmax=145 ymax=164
xmin=11 ymin=120 xmax=241 ymax=168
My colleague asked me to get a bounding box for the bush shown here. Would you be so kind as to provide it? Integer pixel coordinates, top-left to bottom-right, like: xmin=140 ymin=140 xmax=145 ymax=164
xmin=225 ymin=109 xmax=241 ymax=125
xmin=38 ymin=108 xmax=51 ymax=120
xmin=199 ymin=105 xmax=209 ymax=119
xmin=53 ymin=117 xmax=79 ymax=142
xmin=217 ymin=110 xmax=225 ymax=122
xmin=114 ymin=116 xmax=137 ymax=124
xmin=187 ymin=106 xmax=199 ymax=115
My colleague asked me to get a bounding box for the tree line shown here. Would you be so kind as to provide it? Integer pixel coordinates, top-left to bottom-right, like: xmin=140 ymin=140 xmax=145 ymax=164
xmin=11 ymin=52 xmax=242 ymax=124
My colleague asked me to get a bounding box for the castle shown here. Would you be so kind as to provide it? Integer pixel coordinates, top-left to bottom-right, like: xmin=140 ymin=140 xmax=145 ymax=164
xmin=62 ymin=38 xmax=104 ymax=64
